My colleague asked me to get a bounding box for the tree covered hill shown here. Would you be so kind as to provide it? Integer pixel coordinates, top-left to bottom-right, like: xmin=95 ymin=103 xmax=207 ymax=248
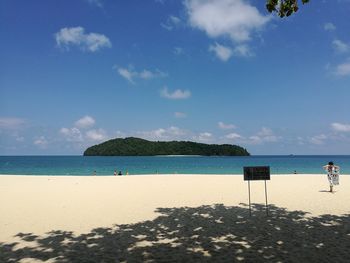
xmin=83 ymin=137 xmax=250 ymax=156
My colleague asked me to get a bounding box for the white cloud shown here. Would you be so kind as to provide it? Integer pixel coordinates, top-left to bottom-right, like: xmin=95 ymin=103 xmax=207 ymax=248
xmin=332 ymin=39 xmax=349 ymax=53
xmin=193 ymin=132 xmax=213 ymax=142
xmin=334 ymin=62 xmax=350 ymax=76
xmin=185 ymin=0 xmax=270 ymax=43
xmin=60 ymin=116 xmax=104 ymax=143
xmin=85 ymin=129 xmax=107 ymax=141
xmin=262 ymin=135 xmax=279 ymax=142
xmin=75 ymin=115 xmax=95 ymax=129
xmin=296 ymin=136 xmax=305 ymax=145
xmin=139 ymin=69 xmax=167 ymax=79
xmin=137 ymin=126 xmax=188 ymax=141
xmin=60 ymin=124 xmax=107 ymax=143
xmin=222 ymin=127 xmax=280 ymax=145
xmin=116 ymin=66 xmax=167 ymax=83
xmin=169 ymin=15 xmax=181 ymax=25
xmin=310 ymin=134 xmax=327 ymax=145
xmin=249 ymin=134 xmax=277 ymax=144
xmin=331 ymin=122 xmax=350 ymax=132
xmin=60 ymin=127 xmax=84 ymax=142
xmin=225 ymin=133 xmax=242 ymax=140
xmin=117 ymin=68 xmax=134 ymax=83
xmin=161 ymin=87 xmax=191 ymax=99
xmin=113 ymin=130 xmax=126 ymax=138
xmin=248 ymin=135 xmax=263 ymax=144
xmin=167 ymin=126 xmax=187 ymax=136
xmin=209 ymin=42 xmax=253 ymax=61
xmin=175 ymin=112 xmax=187 ymax=118
xmin=161 ymin=15 xmax=181 ymax=31
xmin=218 ymin=121 xmax=236 ymax=130
xmin=55 ymin=27 xmax=111 ymax=52
xmin=139 ymin=70 xmax=155 ymax=79
xmin=85 ymin=0 xmax=103 ymax=8
xmin=324 ymin=22 xmax=336 ymax=31
xmin=233 ymin=44 xmax=253 ymax=57
xmin=257 ymin=127 xmax=273 ymax=137
xmin=0 ymin=117 xmax=25 ymax=130
xmin=33 ymin=136 xmax=48 ymax=148
xmin=209 ymin=43 xmax=232 ymax=61
xmin=174 ymin=47 xmax=184 ymax=55
xmin=160 ymin=24 xmax=173 ymax=31
xmin=245 ymin=127 xmax=280 ymax=145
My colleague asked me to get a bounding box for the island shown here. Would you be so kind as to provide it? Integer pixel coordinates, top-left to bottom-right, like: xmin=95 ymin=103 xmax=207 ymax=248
xmin=83 ymin=137 xmax=250 ymax=156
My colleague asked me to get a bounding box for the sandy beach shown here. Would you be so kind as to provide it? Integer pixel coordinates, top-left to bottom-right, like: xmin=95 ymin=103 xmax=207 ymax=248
xmin=1 ymin=174 xmax=349 ymax=262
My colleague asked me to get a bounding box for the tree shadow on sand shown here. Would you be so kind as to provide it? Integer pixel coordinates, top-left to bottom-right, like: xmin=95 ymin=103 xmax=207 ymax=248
xmin=1 ymin=204 xmax=350 ymax=262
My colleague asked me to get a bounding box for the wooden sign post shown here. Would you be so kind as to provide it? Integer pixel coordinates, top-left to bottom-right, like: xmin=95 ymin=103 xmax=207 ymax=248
xmin=243 ymin=166 xmax=270 ymax=216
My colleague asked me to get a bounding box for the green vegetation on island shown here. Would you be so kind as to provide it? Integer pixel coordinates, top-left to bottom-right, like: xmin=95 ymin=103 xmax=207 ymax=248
xmin=83 ymin=137 xmax=250 ymax=156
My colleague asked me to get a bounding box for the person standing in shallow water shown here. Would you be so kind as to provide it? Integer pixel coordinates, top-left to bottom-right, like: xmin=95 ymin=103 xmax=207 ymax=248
xmin=323 ymin=161 xmax=340 ymax=192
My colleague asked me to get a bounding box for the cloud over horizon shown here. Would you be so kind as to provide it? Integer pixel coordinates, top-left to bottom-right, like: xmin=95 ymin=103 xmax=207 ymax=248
xmin=33 ymin=136 xmax=48 ymax=148
xmin=60 ymin=116 xmax=107 ymax=144
xmin=225 ymin=132 xmax=243 ymax=140
xmin=75 ymin=116 xmax=96 ymax=129
xmin=136 ymin=126 xmax=188 ymax=141
xmin=310 ymin=134 xmax=327 ymax=145
xmin=0 ymin=117 xmax=26 ymax=130
xmin=331 ymin=122 xmax=350 ymax=132
xmin=85 ymin=129 xmax=107 ymax=141
xmin=218 ymin=121 xmax=236 ymax=130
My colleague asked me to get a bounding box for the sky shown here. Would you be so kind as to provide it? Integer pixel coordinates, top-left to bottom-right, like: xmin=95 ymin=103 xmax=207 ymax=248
xmin=1 ymin=0 xmax=350 ymax=155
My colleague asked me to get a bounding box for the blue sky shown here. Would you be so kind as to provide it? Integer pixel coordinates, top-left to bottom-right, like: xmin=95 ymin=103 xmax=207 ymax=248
xmin=1 ymin=0 xmax=350 ymax=155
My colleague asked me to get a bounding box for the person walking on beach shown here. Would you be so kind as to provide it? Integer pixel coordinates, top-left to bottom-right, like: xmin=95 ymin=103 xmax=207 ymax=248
xmin=323 ymin=161 xmax=340 ymax=192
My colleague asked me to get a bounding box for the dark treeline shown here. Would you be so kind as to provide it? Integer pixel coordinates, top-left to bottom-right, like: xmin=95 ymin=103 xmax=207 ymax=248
xmin=84 ymin=137 xmax=250 ymax=156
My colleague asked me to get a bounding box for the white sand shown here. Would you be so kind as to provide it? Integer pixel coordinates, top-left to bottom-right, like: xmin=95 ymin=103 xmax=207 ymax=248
xmin=1 ymin=174 xmax=349 ymax=262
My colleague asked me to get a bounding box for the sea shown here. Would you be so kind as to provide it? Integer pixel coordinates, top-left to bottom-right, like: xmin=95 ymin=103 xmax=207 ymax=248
xmin=0 ymin=155 xmax=349 ymax=176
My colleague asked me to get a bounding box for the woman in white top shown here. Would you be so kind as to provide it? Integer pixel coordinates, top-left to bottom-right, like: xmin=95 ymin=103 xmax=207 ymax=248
xmin=323 ymin=161 xmax=340 ymax=192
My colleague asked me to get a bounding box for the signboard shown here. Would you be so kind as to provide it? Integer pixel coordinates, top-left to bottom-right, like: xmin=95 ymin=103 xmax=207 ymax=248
xmin=244 ymin=166 xmax=270 ymax=181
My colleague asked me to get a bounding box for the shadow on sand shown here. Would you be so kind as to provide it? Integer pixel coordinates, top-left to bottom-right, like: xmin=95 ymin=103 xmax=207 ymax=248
xmin=1 ymin=204 xmax=350 ymax=262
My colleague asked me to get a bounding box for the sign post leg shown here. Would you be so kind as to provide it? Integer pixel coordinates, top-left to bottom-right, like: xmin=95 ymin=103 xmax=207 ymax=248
xmin=264 ymin=180 xmax=268 ymax=216
xmin=248 ymin=180 xmax=251 ymax=217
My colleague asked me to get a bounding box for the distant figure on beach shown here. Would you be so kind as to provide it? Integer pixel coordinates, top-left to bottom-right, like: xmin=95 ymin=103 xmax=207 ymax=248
xmin=93 ymin=170 xmax=96 ymax=176
xmin=323 ymin=161 xmax=340 ymax=192
xmin=294 ymin=170 xmax=297 ymax=174
xmin=114 ymin=170 xmax=117 ymax=176
xmin=118 ymin=171 xmax=122 ymax=176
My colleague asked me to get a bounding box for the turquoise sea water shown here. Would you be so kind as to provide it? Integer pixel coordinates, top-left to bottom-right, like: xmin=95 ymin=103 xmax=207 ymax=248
xmin=0 ymin=155 xmax=349 ymax=175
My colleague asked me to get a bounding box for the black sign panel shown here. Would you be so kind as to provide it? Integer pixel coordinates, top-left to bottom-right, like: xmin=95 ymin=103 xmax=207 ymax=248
xmin=244 ymin=166 xmax=270 ymax=181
